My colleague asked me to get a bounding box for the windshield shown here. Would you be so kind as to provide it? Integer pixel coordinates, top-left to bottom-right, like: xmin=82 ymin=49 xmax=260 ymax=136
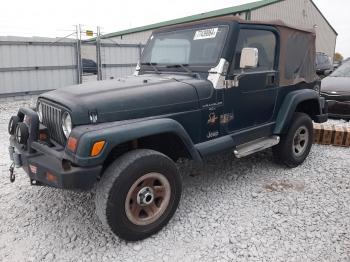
xmin=331 ymin=61 xmax=350 ymax=77
xmin=141 ymin=26 xmax=229 ymax=67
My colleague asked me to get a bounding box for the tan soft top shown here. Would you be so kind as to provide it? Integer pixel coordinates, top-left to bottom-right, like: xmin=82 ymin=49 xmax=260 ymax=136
xmin=155 ymin=15 xmax=317 ymax=86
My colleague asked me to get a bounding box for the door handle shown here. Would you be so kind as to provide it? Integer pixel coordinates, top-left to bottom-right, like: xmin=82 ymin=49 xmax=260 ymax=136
xmin=266 ymin=74 xmax=275 ymax=86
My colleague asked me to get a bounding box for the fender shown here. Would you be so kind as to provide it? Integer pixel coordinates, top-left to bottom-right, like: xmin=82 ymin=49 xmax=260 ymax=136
xmin=64 ymin=118 xmax=202 ymax=166
xmin=274 ymin=89 xmax=321 ymax=134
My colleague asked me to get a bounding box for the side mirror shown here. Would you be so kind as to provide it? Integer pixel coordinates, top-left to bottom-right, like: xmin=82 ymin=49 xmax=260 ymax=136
xmin=240 ymin=47 xmax=258 ymax=69
xmin=324 ymin=69 xmax=333 ymax=76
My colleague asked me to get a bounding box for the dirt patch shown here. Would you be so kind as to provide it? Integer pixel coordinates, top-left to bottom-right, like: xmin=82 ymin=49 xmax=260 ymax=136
xmin=264 ymin=180 xmax=305 ymax=192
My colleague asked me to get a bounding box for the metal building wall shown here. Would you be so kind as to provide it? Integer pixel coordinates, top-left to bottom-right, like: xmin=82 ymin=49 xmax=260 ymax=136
xmin=78 ymin=31 xmax=152 ymax=80
xmin=108 ymin=30 xmax=153 ymax=45
xmin=0 ymin=36 xmax=78 ymax=96
xmin=104 ymin=12 xmax=246 ymax=46
xmin=99 ymin=41 xmax=143 ymax=80
xmin=250 ymin=0 xmax=337 ymax=60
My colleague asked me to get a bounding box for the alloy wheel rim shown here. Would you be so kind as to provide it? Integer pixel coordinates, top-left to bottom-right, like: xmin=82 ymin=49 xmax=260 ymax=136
xmin=293 ymin=126 xmax=309 ymax=157
xmin=125 ymin=172 xmax=171 ymax=226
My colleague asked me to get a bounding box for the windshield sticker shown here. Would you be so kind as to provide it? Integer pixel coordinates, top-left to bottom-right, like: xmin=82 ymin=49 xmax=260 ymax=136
xmin=193 ymin=28 xmax=218 ymax=40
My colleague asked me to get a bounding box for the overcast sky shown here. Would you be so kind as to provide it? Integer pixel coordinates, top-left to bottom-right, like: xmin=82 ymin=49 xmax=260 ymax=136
xmin=0 ymin=0 xmax=349 ymax=58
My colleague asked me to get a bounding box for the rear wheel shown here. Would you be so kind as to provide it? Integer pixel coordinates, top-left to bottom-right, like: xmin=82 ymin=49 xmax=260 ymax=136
xmin=95 ymin=149 xmax=181 ymax=241
xmin=273 ymin=112 xmax=313 ymax=167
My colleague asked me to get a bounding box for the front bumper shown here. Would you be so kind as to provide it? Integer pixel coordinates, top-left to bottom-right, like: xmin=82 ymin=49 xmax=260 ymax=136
xmin=8 ymin=108 xmax=102 ymax=190
xmin=326 ymin=100 xmax=350 ymax=120
xmin=9 ymin=137 xmax=102 ymax=190
xmin=320 ymin=92 xmax=350 ymax=120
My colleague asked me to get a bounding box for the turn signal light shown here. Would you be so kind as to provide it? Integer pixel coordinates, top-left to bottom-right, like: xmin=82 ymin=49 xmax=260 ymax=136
xmin=46 ymin=172 xmax=57 ymax=183
xmin=91 ymin=141 xmax=105 ymax=157
xmin=67 ymin=137 xmax=78 ymax=152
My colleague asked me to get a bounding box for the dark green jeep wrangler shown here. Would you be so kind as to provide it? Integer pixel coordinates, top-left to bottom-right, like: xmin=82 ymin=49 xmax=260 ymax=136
xmin=8 ymin=17 xmax=327 ymax=241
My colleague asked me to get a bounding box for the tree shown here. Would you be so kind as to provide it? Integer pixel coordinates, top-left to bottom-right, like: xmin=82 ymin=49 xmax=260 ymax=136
xmin=334 ymin=52 xmax=343 ymax=62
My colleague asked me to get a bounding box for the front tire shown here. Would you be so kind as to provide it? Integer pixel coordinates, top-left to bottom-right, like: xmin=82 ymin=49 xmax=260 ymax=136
xmin=95 ymin=149 xmax=182 ymax=241
xmin=273 ymin=112 xmax=313 ymax=167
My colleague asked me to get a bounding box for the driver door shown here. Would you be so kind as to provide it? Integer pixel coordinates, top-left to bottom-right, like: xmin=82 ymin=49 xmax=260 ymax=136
xmin=223 ymin=27 xmax=279 ymax=133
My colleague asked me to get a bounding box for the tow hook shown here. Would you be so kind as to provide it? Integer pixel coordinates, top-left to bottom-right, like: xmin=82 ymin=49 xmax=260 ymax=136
xmin=9 ymin=162 xmax=15 ymax=183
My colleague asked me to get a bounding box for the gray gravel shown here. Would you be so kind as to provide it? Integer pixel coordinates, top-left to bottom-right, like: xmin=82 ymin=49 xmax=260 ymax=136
xmin=327 ymin=119 xmax=350 ymax=127
xmin=0 ymin=98 xmax=350 ymax=262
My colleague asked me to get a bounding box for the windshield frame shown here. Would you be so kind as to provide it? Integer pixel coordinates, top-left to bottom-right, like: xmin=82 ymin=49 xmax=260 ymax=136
xmin=140 ymin=24 xmax=230 ymax=72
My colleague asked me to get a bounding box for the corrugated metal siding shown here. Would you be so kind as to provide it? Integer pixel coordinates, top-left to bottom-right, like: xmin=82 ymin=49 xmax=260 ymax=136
xmin=81 ymin=45 xmax=96 ymax=61
xmin=103 ymin=66 xmax=136 ymax=80
xmin=108 ymin=30 xmax=153 ymax=45
xmin=0 ymin=37 xmax=78 ymax=96
xmin=0 ymin=70 xmax=77 ymax=94
xmin=84 ymin=31 xmax=152 ymax=79
xmin=105 ymin=12 xmax=245 ymax=45
xmin=251 ymin=0 xmax=337 ymax=60
xmin=100 ymin=43 xmax=141 ymax=79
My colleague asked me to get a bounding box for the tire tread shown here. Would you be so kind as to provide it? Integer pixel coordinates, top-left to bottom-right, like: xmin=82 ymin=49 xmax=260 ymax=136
xmin=95 ymin=149 xmax=180 ymax=240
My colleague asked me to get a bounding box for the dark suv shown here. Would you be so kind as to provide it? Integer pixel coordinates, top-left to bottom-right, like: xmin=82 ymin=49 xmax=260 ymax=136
xmin=82 ymin=58 xmax=97 ymax=74
xmin=316 ymin=52 xmax=333 ymax=76
xmin=8 ymin=17 xmax=327 ymax=241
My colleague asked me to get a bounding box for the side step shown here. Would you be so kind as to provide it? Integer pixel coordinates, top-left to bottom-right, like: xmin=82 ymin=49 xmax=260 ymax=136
xmin=234 ymin=136 xmax=280 ymax=158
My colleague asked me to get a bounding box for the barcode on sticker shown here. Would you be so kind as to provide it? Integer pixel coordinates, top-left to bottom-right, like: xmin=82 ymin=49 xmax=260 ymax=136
xmin=194 ymin=28 xmax=218 ymax=40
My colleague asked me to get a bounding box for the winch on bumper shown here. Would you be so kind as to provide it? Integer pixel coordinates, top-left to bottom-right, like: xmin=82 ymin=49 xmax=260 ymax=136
xmin=8 ymin=107 xmax=102 ymax=190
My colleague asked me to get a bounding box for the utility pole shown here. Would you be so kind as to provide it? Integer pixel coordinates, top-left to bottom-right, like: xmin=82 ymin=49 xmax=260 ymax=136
xmin=76 ymin=24 xmax=83 ymax=84
xmin=96 ymin=26 xmax=102 ymax=81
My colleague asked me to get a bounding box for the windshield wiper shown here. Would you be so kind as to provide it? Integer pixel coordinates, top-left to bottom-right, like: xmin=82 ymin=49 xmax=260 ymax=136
xmin=166 ymin=64 xmax=195 ymax=76
xmin=141 ymin=62 xmax=160 ymax=74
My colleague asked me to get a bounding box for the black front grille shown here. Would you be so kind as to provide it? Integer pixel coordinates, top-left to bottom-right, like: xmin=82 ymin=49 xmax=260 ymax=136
xmin=41 ymin=102 xmax=66 ymax=145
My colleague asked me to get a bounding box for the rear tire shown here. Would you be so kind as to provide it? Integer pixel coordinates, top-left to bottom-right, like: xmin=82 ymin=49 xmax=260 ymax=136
xmin=273 ymin=112 xmax=313 ymax=167
xmin=95 ymin=149 xmax=181 ymax=241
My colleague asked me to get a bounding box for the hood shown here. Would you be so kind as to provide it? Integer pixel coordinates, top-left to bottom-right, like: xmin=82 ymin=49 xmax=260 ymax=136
xmin=40 ymin=74 xmax=210 ymax=125
xmin=321 ymin=76 xmax=350 ymax=94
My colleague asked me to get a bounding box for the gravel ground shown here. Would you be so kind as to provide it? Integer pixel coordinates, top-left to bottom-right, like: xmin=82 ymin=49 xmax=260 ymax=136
xmin=327 ymin=119 xmax=350 ymax=127
xmin=0 ymin=98 xmax=349 ymax=262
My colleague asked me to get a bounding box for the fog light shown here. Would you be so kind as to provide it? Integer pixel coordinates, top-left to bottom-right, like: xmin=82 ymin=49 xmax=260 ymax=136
xmin=8 ymin=115 xmax=20 ymax=135
xmin=15 ymin=122 xmax=29 ymax=145
xmin=29 ymin=164 xmax=37 ymax=174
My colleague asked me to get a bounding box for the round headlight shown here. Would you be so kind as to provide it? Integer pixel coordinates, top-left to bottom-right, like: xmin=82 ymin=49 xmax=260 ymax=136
xmin=37 ymin=102 xmax=43 ymax=122
xmin=62 ymin=112 xmax=72 ymax=138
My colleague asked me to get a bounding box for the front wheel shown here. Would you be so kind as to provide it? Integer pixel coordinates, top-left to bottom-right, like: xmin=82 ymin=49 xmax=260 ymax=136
xmin=273 ymin=112 xmax=313 ymax=167
xmin=95 ymin=149 xmax=182 ymax=241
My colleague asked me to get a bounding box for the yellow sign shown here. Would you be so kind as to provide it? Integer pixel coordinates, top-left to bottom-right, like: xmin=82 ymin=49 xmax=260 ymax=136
xmin=86 ymin=30 xmax=94 ymax=36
